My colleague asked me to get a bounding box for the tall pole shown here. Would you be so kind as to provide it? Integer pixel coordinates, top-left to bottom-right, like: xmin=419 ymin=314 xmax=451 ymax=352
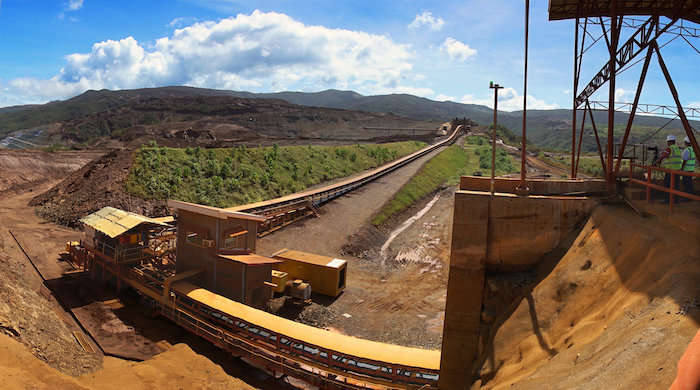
xmin=519 ymin=0 xmax=530 ymax=190
xmin=606 ymin=5 xmax=620 ymax=191
xmin=572 ymin=18 xmax=579 ymax=178
xmin=489 ymin=82 xmax=503 ymax=194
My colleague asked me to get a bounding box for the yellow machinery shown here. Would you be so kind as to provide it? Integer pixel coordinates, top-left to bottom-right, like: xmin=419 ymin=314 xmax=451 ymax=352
xmin=271 ymin=249 xmax=347 ymax=297
xmin=270 ymin=270 xmax=288 ymax=293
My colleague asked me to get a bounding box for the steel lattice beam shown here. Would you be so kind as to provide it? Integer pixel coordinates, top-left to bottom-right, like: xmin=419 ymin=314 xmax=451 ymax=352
xmin=575 ymin=16 xmax=673 ymax=109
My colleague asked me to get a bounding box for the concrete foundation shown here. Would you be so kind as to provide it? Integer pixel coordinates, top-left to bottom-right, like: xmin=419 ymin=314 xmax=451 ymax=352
xmin=438 ymin=176 xmax=600 ymax=389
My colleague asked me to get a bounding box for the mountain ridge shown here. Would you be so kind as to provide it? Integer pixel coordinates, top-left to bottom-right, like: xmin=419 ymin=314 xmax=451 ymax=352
xmin=1 ymin=86 xmax=695 ymax=151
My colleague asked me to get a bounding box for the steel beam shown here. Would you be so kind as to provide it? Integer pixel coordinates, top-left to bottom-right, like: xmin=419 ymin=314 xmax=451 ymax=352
xmin=653 ymin=41 xmax=700 ymax=165
xmin=572 ymin=17 xmax=580 ymax=177
xmin=586 ymin=100 xmax=607 ymax=177
xmin=606 ymin=8 xmax=621 ymax=191
xmin=575 ymin=105 xmax=588 ymax=177
xmin=575 ymin=16 xmax=675 ymax=109
xmin=614 ymin=46 xmax=654 ymax=177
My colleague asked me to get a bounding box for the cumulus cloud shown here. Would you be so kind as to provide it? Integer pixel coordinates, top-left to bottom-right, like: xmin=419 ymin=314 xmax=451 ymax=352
xmin=168 ymin=17 xmax=198 ymax=28
xmin=408 ymin=11 xmax=445 ymax=31
xmin=67 ymin=0 xmax=84 ymax=11
xmin=435 ymin=94 xmax=456 ymax=102
xmin=461 ymin=87 xmax=558 ymax=111
xmin=440 ymin=37 xmax=477 ymax=61
xmin=615 ymin=88 xmax=633 ymax=102
xmin=3 ymin=10 xmax=420 ymax=105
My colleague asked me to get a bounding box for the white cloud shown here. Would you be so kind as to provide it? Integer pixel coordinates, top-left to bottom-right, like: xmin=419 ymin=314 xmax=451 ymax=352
xmin=440 ymin=37 xmax=477 ymax=62
xmin=67 ymin=0 xmax=83 ymax=11
xmin=563 ymin=89 xmax=571 ymax=94
xmin=167 ymin=17 xmax=198 ymax=28
xmin=615 ymin=88 xmax=633 ymax=102
xmin=435 ymin=94 xmax=456 ymax=102
xmin=2 ymin=10 xmax=421 ymax=105
xmin=408 ymin=11 xmax=445 ymax=31
xmin=460 ymin=87 xmax=558 ymax=111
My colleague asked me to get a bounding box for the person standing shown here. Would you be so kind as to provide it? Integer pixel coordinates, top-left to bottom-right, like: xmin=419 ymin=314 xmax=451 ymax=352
xmin=656 ymin=134 xmax=682 ymax=204
xmin=680 ymin=136 xmax=696 ymax=200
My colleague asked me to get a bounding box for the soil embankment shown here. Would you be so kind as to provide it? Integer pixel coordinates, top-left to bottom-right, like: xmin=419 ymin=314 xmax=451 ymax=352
xmin=29 ymin=149 xmax=168 ymax=228
xmin=0 ymin=149 xmax=102 ymax=195
xmin=477 ymin=204 xmax=700 ymax=389
xmin=0 ymin=332 xmax=255 ymax=389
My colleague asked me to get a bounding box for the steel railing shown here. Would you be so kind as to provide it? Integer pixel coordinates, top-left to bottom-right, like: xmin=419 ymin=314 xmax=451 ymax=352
xmin=628 ymin=163 xmax=699 ymax=213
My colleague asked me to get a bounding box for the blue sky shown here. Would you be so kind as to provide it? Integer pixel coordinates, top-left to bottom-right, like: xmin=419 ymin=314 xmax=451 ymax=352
xmin=0 ymin=0 xmax=698 ymax=112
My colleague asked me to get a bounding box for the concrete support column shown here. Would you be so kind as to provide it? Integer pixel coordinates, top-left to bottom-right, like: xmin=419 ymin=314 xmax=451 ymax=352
xmin=438 ymin=192 xmax=489 ymax=389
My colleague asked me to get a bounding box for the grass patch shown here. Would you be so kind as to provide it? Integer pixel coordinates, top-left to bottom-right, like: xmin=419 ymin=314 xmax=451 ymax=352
xmin=371 ymin=144 xmax=518 ymax=226
xmin=537 ymin=153 xmax=625 ymax=178
xmin=125 ymin=141 xmax=426 ymax=208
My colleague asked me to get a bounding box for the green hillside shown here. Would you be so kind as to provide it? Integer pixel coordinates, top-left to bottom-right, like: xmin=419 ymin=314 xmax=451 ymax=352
xmin=125 ymin=140 xmax=426 ymax=208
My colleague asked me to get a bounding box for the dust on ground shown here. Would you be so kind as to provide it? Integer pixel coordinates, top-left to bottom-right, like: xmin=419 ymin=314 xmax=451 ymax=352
xmin=0 ymin=149 xmax=285 ymax=389
xmin=0 ymin=331 xmax=257 ymax=390
xmin=477 ymin=204 xmax=700 ymax=390
xmin=0 ymin=225 xmax=101 ymax=376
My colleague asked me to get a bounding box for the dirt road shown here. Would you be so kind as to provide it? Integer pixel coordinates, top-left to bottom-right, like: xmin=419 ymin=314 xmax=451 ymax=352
xmin=258 ymin=139 xmax=460 ymax=349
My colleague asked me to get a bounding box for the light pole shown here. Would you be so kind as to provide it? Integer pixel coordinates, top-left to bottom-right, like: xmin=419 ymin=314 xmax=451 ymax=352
xmin=517 ymin=0 xmax=530 ymax=194
xmin=489 ymin=81 xmax=503 ymax=194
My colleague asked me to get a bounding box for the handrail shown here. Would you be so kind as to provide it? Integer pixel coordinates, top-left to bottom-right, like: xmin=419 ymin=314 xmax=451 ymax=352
xmin=628 ymin=163 xmax=699 ymax=213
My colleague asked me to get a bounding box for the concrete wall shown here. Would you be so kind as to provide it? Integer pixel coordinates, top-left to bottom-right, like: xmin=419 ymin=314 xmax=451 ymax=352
xmin=460 ymin=176 xmax=606 ymax=195
xmin=439 ymin=180 xmax=600 ymax=389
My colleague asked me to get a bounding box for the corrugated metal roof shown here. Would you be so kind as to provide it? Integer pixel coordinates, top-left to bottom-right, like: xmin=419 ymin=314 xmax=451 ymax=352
xmin=272 ymin=248 xmax=347 ymax=268
xmin=80 ymin=207 xmax=170 ymax=238
xmin=218 ymin=254 xmax=282 ymax=266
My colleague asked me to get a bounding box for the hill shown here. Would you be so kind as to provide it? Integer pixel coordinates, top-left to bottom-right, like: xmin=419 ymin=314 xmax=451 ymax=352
xmin=0 ymin=86 xmax=697 ymax=151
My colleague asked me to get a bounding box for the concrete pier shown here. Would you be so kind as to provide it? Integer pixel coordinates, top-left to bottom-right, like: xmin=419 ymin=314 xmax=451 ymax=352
xmin=438 ymin=176 xmax=602 ymax=389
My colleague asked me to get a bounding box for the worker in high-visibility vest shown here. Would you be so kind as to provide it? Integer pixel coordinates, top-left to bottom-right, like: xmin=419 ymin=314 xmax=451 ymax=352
xmin=656 ymin=134 xmax=682 ymax=204
xmin=680 ymin=136 xmax=696 ymax=200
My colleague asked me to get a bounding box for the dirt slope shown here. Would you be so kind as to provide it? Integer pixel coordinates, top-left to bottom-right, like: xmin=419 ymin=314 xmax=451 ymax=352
xmin=30 ymin=149 xmax=167 ymax=228
xmin=0 ymin=333 xmax=255 ymax=390
xmin=0 ymin=150 xmax=101 ymax=195
xmin=477 ymin=204 xmax=700 ymax=389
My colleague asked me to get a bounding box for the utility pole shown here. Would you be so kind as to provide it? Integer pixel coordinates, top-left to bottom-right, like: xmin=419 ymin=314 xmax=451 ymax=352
xmin=517 ymin=0 xmax=531 ymax=195
xmin=489 ymin=81 xmax=503 ymax=194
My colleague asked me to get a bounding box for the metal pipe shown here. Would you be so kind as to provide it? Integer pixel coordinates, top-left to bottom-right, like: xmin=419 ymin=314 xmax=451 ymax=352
xmin=614 ymin=45 xmax=654 ymax=177
xmin=489 ymin=82 xmax=503 ymax=194
xmin=606 ymin=8 xmax=620 ymax=191
xmin=572 ymin=18 xmax=579 ymax=178
xmin=519 ymin=0 xmax=529 ymax=188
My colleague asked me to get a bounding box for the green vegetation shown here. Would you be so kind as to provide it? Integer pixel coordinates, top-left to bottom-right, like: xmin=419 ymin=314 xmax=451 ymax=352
xmin=125 ymin=141 xmax=426 ymax=207
xmin=465 ymin=135 xmax=488 ymax=146
xmin=537 ymin=153 xmax=629 ymax=178
xmin=474 ymin=147 xmax=516 ymax=172
xmin=371 ymin=144 xmax=518 ymax=226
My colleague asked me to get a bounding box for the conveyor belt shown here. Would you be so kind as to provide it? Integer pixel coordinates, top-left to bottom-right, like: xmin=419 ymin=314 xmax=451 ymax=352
xmin=227 ymin=125 xmax=464 ymax=236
